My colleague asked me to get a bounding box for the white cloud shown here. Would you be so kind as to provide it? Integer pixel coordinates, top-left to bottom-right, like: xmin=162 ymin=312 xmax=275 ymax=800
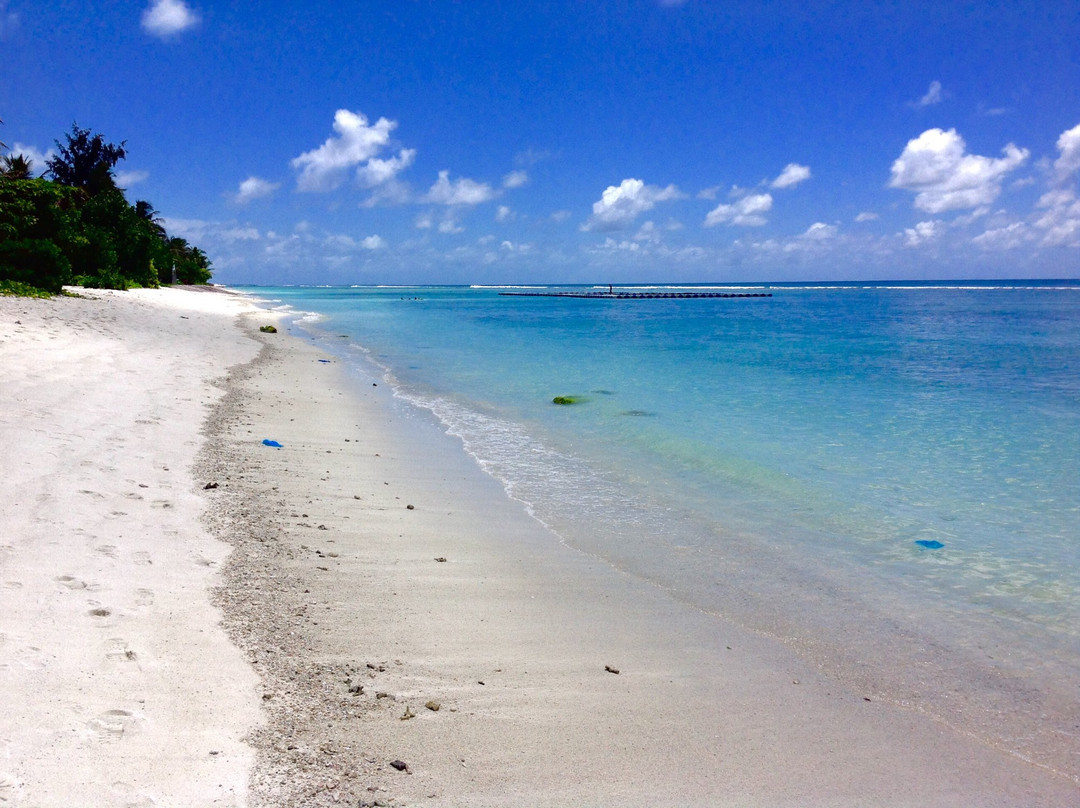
xmin=902 ymin=219 xmax=944 ymax=247
xmin=582 ymin=178 xmax=683 ymax=231
xmin=141 ymin=0 xmax=200 ymax=38
xmin=550 ymin=210 xmax=572 ymax=222
xmin=697 ymin=186 xmax=721 ymax=200
xmin=164 ymin=217 xmax=260 ymax=243
xmin=770 ymin=163 xmax=811 ymax=189
xmin=115 ymin=170 xmax=149 ymax=187
xmin=801 ymin=222 xmax=837 ymax=240
xmin=233 ymin=176 xmax=279 ymax=204
xmin=502 ymin=170 xmax=528 ymax=189
xmin=495 ymin=205 xmax=514 ymax=222
xmin=1052 ymin=122 xmax=1080 ymax=183
xmin=438 ymin=215 xmax=465 ymax=234
xmin=972 ymin=222 xmax=1028 ymax=250
xmin=292 ymin=110 xmax=400 ymax=192
xmin=1034 ymin=189 xmax=1080 ymax=247
xmin=7 ymin=142 xmax=55 ymax=174
xmin=913 ymin=80 xmax=943 ymax=108
xmin=703 ymin=192 xmax=773 ymax=227
xmin=361 ymin=235 xmax=386 ymax=250
xmin=889 ymin=128 xmax=1029 ymax=213
xmin=355 ymin=148 xmax=416 ymax=188
xmin=425 ymin=170 xmax=497 ymax=205
xmin=855 ymin=211 xmax=879 ymax=222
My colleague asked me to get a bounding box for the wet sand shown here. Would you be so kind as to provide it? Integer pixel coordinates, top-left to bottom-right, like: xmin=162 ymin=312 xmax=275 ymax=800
xmin=1 ymin=287 xmax=1075 ymax=806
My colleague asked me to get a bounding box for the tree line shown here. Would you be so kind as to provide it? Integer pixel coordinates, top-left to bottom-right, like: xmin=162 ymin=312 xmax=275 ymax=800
xmin=0 ymin=122 xmax=212 ymax=294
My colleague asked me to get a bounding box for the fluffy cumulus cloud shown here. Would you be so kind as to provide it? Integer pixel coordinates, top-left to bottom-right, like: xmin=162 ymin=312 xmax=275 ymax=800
xmin=703 ymin=192 xmax=773 ymax=227
xmin=292 ymin=110 xmax=410 ymax=193
xmin=356 ymin=149 xmax=416 ymax=189
xmin=1034 ymin=189 xmax=1080 ymax=247
xmin=582 ymin=178 xmax=682 ymax=231
xmin=424 ymin=171 xmax=497 ymax=205
xmin=361 ymin=235 xmax=386 ymax=250
xmin=770 ymin=163 xmax=811 ymax=189
xmin=233 ymin=176 xmax=280 ymax=204
xmin=889 ymin=128 xmax=1029 ymax=213
xmin=1053 ymin=122 xmax=1080 ymax=183
xmin=903 ymin=219 xmax=944 ymax=247
xmin=141 ymin=0 xmax=200 ymax=38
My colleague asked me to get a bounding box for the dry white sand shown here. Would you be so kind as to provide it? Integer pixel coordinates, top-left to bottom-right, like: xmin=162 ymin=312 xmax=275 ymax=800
xmin=1 ymin=288 xmax=1076 ymax=807
xmin=0 ymin=287 xmax=263 ymax=806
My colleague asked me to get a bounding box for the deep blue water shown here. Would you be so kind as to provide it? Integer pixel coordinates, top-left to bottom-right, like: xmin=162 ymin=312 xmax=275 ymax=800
xmin=247 ymin=281 xmax=1080 ymax=772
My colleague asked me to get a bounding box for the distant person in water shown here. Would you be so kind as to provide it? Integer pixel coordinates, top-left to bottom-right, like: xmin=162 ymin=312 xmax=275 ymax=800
xmin=609 ymin=285 xmax=613 ymax=295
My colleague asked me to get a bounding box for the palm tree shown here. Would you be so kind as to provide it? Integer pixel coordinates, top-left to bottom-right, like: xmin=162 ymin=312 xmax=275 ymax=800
xmin=135 ymin=199 xmax=167 ymax=241
xmin=1 ymin=153 xmax=34 ymax=179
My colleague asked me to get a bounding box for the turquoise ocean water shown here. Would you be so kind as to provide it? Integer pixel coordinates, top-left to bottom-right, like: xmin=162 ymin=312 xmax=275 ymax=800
xmin=250 ymin=281 xmax=1080 ymax=775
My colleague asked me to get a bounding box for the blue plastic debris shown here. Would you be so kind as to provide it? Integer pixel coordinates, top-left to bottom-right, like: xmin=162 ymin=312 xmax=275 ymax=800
xmin=915 ymin=539 xmax=945 ymax=550
xmin=262 ymin=439 xmax=283 ymax=448
xmin=318 ymin=359 xmax=331 ymax=363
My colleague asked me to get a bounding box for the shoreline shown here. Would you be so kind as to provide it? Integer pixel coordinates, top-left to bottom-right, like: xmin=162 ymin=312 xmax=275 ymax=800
xmin=1 ymin=288 xmax=1075 ymax=806
xmin=205 ymin=294 xmax=1078 ymax=806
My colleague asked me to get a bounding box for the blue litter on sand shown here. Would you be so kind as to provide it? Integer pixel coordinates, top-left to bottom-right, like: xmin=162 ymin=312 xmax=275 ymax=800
xmin=915 ymin=540 xmax=945 ymax=550
xmin=262 ymin=439 xmax=283 ymax=448
xmin=318 ymin=359 xmax=331 ymax=363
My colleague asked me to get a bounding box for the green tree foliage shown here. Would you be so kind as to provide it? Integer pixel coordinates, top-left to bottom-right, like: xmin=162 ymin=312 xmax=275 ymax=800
xmin=0 ymin=177 xmax=80 ymax=293
xmin=46 ymin=123 xmax=127 ymax=196
xmin=0 ymin=123 xmax=212 ymax=293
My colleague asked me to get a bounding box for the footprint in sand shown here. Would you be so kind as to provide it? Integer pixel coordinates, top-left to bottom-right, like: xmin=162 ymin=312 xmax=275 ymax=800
xmin=78 ymin=489 xmax=107 ymax=499
xmin=132 ymin=551 xmax=153 ymax=566
xmin=135 ymin=588 xmax=154 ymax=607
xmin=2 ymin=581 xmax=22 ymax=590
xmin=56 ymin=575 xmax=88 ymax=590
xmin=105 ymin=638 xmax=140 ymax=663
xmin=87 ymin=709 xmax=142 ymax=740
xmin=150 ymin=500 xmax=172 ymax=509
xmin=96 ymin=545 xmax=119 ymax=559
xmin=109 ymin=781 xmax=157 ymax=807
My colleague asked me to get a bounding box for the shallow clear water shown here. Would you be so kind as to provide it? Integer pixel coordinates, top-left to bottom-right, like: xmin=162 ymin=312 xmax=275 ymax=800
xmin=250 ymin=281 xmax=1080 ymax=775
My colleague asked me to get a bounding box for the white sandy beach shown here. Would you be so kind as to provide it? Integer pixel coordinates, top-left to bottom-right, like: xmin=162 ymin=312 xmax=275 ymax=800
xmin=1 ymin=287 xmax=1076 ymax=807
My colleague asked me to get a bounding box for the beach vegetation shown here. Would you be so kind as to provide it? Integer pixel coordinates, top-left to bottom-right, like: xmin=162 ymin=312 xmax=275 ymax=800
xmin=0 ymin=122 xmax=213 ymax=295
xmin=552 ymin=395 xmax=584 ymax=405
xmin=0 ymin=279 xmax=55 ymax=298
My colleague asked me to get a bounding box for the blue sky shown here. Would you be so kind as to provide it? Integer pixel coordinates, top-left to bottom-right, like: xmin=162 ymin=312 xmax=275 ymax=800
xmin=3 ymin=0 xmax=1079 ymax=284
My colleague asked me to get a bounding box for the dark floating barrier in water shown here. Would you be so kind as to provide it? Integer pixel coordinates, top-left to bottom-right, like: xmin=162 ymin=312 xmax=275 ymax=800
xmin=500 ymin=291 xmax=772 ymax=299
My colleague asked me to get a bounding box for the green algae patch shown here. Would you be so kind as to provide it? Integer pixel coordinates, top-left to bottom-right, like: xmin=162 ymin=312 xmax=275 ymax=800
xmin=259 ymin=324 xmax=278 ymax=333
xmin=552 ymin=395 xmax=584 ymax=405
